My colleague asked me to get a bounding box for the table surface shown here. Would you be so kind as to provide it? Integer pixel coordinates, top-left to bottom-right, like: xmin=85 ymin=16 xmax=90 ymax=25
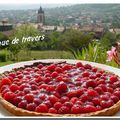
xmin=0 ymin=59 xmax=120 ymax=117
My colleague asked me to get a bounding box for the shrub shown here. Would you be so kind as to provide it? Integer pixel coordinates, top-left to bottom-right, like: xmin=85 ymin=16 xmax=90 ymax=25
xmin=73 ymin=41 xmax=120 ymax=68
xmin=0 ymin=50 xmax=8 ymax=62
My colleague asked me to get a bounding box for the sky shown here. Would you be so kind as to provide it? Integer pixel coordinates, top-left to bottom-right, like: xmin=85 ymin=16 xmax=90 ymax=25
xmin=0 ymin=0 xmax=119 ymax=4
xmin=0 ymin=0 xmax=119 ymax=10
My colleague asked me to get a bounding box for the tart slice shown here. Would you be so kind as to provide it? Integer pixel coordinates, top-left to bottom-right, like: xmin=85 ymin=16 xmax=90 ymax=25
xmin=0 ymin=61 xmax=120 ymax=116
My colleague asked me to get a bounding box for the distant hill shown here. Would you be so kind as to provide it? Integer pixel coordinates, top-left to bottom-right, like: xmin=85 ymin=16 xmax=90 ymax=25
xmin=0 ymin=4 xmax=120 ymax=27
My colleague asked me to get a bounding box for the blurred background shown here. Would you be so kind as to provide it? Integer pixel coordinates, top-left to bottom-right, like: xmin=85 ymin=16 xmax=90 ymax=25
xmin=0 ymin=4 xmax=120 ymax=68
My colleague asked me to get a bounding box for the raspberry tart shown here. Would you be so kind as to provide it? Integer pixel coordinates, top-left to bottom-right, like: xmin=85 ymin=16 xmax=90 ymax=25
xmin=0 ymin=61 xmax=120 ymax=116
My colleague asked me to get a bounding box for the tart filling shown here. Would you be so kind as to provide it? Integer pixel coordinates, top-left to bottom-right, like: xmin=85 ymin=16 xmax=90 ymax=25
xmin=0 ymin=61 xmax=120 ymax=116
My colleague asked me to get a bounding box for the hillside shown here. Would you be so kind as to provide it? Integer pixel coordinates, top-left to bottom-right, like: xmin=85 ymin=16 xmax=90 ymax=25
xmin=0 ymin=4 xmax=120 ymax=27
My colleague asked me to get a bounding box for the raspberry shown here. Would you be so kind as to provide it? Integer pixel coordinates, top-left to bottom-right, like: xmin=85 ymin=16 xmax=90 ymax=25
xmin=107 ymin=87 xmax=113 ymax=93
xmin=43 ymin=100 xmax=52 ymax=108
xmin=16 ymin=91 xmax=25 ymax=96
xmin=98 ymin=84 xmax=107 ymax=91
xmin=84 ymin=64 xmax=92 ymax=69
xmin=19 ymin=83 xmax=30 ymax=91
xmin=23 ymin=88 xmax=31 ymax=94
xmin=110 ymin=95 xmax=119 ymax=103
xmin=66 ymin=90 xmax=77 ymax=98
xmin=0 ymin=78 xmax=12 ymax=87
xmin=52 ymin=91 xmax=61 ymax=98
xmin=100 ymin=95 xmax=109 ymax=101
xmin=75 ymin=100 xmax=83 ymax=105
xmin=87 ymin=89 xmax=98 ymax=97
xmin=38 ymin=94 xmax=47 ymax=100
xmin=71 ymin=105 xmax=83 ymax=114
xmin=47 ymin=64 xmax=56 ymax=71
xmin=96 ymin=105 xmax=102 ymax=111
xmin=56 ymin=76 xmax=63 ymax=82
xmin=113 ymin=91 xmax=120 ymax=98
xmin=76 ymin=62 xmax=83 ymax=68
xmin=33 ymin=98 xmax=42 ymax=105
xmin=85 ymin=101 xmax=94 ymax=106
xmin=80 ymin=94 xmax=89 ymax=102
xmin=0 ymin=85 xmax=9 ymax=92
xmin=92 ymin=97 xmax=101 ymax=105
xmin=82 ymin=72 xmax=90 ymax=77
xmin=96 ymin=73 xmax=102 ymax=77
xmin=9 ymin=73 xmax=16 ymax=78
xmin=48 ymin=95 xmax=59 ymax=105
xmin=37 ymin=64 xmax=43 ymax=69
xmin=70 ymin=97 xmax=79 ymax=104
xmin=13 ymin=96 xmax=22 ymax=106
xmin=56 ymin=82 xmax=68 ymax=94
xmin=25 ymin=67 xmax=33 ymax=72
xmin=44 ymin=77 xmax=51 ymax=83
xmin=18 ymin=100 xmax=27 ymax=109
xmin=24 ymin=94 xmax=34 ymax=103
xmin=86 ymin=80 xmax=96 ymax=88
xmin=60 ymin=96 xmax=69 ymax=103
xmin=97 ymin=79 xmax=105 ymax=85
xmin=4 ymin=91 xmax=16 ymax=102
xmin=62 ymin=64 xmax=71 ymax=70
xmin=84 ymin=105 xmax=97 ymax=113
xmin=48 ymin=108 xmax=57 ymax=114
xmin=54 ymin=102 xmax=62 ymax=110
xmin=26 ymin=103 xmax=37 ymax=111
xmin=94 ymin=87 xmax=104 ymax=94
xmin=46 ymin=85 xmax=55 ymax=91
xmin=55 ymin=67 xmax=63 ymax=73
xmin=110 ymin=76 xmax=118 ymax=83
xmin=92 ymin=68 xmax=97 ymax=72
xmin=31 ymin=84 xmax=38 ymax=90
xmin=35 ymin=104 xmax=48 ymax=113
xmin=17 ymin=74 xmax=23 ymax=79
xmin=51 ymin=71 xmax=58 ymax=78
xmin=58 ymin=106 xmax=70 ymax=114
xmin=35 ymin=76 xmax=43 ymax=83
xmin=100 ymin=100 xmax=113 ymax=108
xmin=10 ymin=84 xmax=19 ymax=92
xmin=63 ymin=101 xmax=73 ymax=108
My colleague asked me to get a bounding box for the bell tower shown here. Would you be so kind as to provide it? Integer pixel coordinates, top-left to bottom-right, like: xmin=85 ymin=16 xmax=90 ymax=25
xmin=37 ymin=6 xmax=45 ymax=25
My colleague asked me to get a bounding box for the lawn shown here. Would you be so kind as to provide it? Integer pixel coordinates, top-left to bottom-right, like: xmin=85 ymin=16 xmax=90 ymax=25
xmin=18 ymin=50 xmax=74 ymax=61
xmin=0 ymin=61 xmax=14 ymax=67
xmin=0 ymin=50 xmax=74 ymax=67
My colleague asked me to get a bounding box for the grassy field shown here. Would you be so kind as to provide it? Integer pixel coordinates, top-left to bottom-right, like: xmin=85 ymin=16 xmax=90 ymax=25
xmin=0 ymin=50 xmax=74 ymax=67
xmin=0 ymin=61 xmax=14 ymax=67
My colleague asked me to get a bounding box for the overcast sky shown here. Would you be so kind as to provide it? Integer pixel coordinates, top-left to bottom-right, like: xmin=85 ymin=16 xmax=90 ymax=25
xmin=0 ymin=0 xmax=119 ymax=10
xmin=0 ymin=0 xmax=119 ymax=4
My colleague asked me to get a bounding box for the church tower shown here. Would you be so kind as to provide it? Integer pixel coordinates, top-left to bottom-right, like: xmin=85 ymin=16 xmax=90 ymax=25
xmin=37 ymin=6 xmax=45 ymax=25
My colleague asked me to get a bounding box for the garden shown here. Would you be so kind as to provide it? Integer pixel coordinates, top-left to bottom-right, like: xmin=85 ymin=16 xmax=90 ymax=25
xmin=0 ymin=24 xmax=120 ymax=68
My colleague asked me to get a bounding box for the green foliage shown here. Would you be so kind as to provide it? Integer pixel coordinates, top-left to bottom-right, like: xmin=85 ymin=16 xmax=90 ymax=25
xmin=8 ymin=24 xmax=41 ymax=61
xmin=0 ymin=32 xmax=9 ymax=49
xmin=74 ymin=41 xmax=106 ymax=63
xmin=0 ymin=50 xmax=8 ymax=62
xmin=60 ymin=29 xmax=94 ymax=54
xmin=100 ymin=32 xmax=116 ymax=49
xmin=74 ymin=41 xmax=120 ymax=68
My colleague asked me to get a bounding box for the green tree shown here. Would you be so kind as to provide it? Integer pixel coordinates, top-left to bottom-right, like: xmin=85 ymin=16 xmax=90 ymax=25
xmin=100 ymin=32 xmax=116 ymax=50
xmin=59 ymin=29 xmax=94 ymax=56
xmin=8 ymin=24 xmax=41 ymax=61
xmin=48 ymin=31 xmax=61 ymax=50
xmin=0 ymin=32 xmax=9 ymax=49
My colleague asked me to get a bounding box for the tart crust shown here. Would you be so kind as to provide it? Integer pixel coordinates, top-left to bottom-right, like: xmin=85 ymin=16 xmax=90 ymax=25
xmin=0 ymin=94 xmax=120 ymax=116
xmin=0 ymin=61 xmax=120 ymax=116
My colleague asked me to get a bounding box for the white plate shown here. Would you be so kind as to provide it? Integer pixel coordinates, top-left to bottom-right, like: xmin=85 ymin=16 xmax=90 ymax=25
xmin=0 ymin=59 xmax=120 ymax=117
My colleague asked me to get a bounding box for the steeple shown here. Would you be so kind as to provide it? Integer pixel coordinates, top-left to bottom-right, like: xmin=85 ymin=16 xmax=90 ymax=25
xmin=37 ymin=6 xmax=45 ymax=25
xmin=38 ymin=6 xmax=44 ymax=14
